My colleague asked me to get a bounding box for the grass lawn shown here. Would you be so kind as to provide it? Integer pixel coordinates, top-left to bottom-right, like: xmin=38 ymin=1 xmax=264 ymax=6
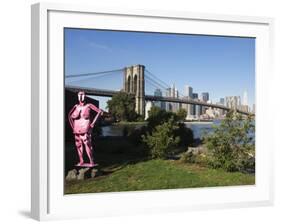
xmin=65 ymin=158 xmax=255 ymax=194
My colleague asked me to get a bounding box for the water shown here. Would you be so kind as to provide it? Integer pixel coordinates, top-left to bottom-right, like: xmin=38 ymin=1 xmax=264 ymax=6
xmin=184 ymin=121 xmax=219 ymax=139
xmin=101 ymin=121 xmax=219 ymax=139
xmin=101 ymin=120 xmax=254 ymax=140
xmin=102 ymin=123 xmax=144 ymax=137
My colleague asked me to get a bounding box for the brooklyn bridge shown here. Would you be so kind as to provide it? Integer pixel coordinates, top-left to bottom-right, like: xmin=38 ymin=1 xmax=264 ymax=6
xmin=65 ymin=64 xmax=252 ymax=116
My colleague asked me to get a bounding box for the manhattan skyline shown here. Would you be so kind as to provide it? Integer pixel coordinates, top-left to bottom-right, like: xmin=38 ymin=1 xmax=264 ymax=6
xmin=65 ymin=28 xmax=255 ymax=110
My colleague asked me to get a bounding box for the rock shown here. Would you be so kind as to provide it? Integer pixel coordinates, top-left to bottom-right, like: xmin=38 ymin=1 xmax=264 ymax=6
xmin=77 ymin=168 xmax=90 ymax=180
xmin=187 ymin=146 xmax=207 ymax=155
xmin=91 ymin=169 xmax=98 ymax=178
xmin=66 ymin=169 xmax=77 ymax=181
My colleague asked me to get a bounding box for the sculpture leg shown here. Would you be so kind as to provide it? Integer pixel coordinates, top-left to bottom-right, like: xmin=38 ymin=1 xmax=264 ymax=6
xmin=82 ymin=133 xmax=94 ymax=165
xmin=75 ymin=134 xmax=84 ymax=165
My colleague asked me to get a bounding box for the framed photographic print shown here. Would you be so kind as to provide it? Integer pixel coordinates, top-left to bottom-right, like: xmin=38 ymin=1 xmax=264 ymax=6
xmin=31 ymin=2 xmax=274 ymax=221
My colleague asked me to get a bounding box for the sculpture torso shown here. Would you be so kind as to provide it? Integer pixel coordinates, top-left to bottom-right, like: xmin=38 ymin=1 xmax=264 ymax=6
xmin=71 ymin=104 xmax=92 ymax=134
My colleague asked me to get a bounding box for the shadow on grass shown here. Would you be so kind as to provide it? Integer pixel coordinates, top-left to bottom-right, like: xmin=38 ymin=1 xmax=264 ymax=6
xmin=65 ymin=136 xmax=149 ymax=177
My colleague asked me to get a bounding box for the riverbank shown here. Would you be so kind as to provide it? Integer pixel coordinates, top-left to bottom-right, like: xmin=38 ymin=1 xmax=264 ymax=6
xmin=64 ymin=137 xmax=255 ymax=194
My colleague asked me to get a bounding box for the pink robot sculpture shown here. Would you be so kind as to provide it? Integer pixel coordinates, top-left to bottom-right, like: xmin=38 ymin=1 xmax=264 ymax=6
xmin=68 ymin=91 xmax=103 ymax=167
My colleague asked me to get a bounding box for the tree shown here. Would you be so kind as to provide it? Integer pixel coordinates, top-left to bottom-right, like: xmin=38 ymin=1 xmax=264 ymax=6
xmin=107 ymin=92 xmax=137 ymax=122
xmin=146 ymin=106 xmax=175 ymax=131
xmin=142 ymin=118 xmax=180 ymax=159
xmin=203 ymin=110 xmax=255 ymax=172
xmin=176 ymin=108 xmax=187 ymax=122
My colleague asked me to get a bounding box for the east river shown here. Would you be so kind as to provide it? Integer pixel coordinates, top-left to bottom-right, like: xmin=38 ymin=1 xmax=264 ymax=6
xmin=101 ymin=121 xmax=221 ymax=139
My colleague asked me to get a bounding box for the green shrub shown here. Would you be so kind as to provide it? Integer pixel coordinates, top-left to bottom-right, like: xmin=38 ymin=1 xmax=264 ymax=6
xmin=203 ymin=110 xmax=255 ymax=172
xmin=174 ymin=123 xmax=194 ymax=147
xmin=142 ymin=119 xmax=180 ymax=159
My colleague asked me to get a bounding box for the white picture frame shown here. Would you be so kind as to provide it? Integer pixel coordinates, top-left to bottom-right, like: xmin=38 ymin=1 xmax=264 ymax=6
xmin=31 ymin=2 xmax=274 ymax=221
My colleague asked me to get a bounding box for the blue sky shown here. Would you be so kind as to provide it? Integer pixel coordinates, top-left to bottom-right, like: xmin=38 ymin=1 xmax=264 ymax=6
xmin=65 ymin=28 xmax=255 ymax=111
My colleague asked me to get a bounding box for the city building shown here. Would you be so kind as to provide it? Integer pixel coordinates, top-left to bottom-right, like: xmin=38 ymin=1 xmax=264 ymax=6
xmin=243 ymin=90 xmax=248 ymax=106
xmin=216 ymin=98 xmax=226 ymax=117
xmin=192 ymin=93 xmax=198 ymax=99
xmin=240 ymin=90 xmax=249 ymax=112
xmin=154 ymin=88 xmax=165 ymax=110
xmin=219 ymin=98 xmax=225 ymax=105
xmin=201 ymin=92 xmax=209 ymax=102
xmin=225 ymin=96 xmax=241 ymax=110
xmin=145 ymin=101 xmax=153 ymax=120
xmin=192 ymin=93 xmax=200 ymax=118
xmin=166 ymin=83 xmax=179 ymax=112
xmin=185 ymin=85 xmax=193 ymax=97
xmin=240 ymin=105 xmax=249 ymax=113
xmin=200 ymin=92 xmax=209 ymax=114
xmin=184 ymin=85 xmax=194 ymax=119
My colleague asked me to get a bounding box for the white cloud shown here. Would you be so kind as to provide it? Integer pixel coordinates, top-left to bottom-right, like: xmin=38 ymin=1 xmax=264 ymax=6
xmin=88 ymin=41 xmax=113 ymax=52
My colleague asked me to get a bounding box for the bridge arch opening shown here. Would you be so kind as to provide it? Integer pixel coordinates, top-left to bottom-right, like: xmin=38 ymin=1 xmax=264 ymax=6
xmin=127 ymin=75 xmax=131 ymax=93
xmin=133 ymin=74 xmax=138 ymax=94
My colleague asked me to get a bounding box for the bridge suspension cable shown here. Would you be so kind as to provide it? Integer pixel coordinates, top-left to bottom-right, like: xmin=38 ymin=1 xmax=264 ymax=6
xmin=145 ymin=75 xmax=169 ymax=91
xmin=145 ymin=69 xmax=185 ymax=98
xmin=145 ymin=69 xmax=170 ymax=89
xmin=65 ymin=68 xmax=123 ymax=79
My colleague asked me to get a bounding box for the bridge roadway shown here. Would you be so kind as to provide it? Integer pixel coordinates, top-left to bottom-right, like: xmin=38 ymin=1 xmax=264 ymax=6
xmin=66 ymin=85 xmax=252 ymax=116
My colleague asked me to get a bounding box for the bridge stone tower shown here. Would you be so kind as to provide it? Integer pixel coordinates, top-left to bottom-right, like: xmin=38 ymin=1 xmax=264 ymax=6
xmin=123 ymin=65 xmax=145 ymax=116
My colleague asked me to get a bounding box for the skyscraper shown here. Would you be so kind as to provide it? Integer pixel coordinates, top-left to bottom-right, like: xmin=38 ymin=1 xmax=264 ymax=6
xmin=219 ymin=98 xmax=225 ymax=105
xmin=192 ymin=93 xmax=200 ymax=117
xmin=200 ymin=92 xmax=209 ymax=114
xmin=201 ymin=92 xmax=209 ymax=102
xmin=225 ymin=96 xmax=241 ymax=110
xmin=192 ymin=93 xmax=198 ymax=99
xmin=184 ymin=85 xmax=194 ymax=117
xmin=243 ymin=90 xmax=248 ymax=106
xmin=154 ymin=88 xmax=165 ymax=110
xmin=166 ymin=84 xmax=179 ymax=112
xmin=185 ymin=85 xmax=193 ymax=97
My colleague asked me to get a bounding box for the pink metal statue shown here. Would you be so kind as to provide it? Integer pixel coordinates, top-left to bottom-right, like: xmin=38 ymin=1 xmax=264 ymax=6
xmin=68 ymin=91 xmax=103 ymax=167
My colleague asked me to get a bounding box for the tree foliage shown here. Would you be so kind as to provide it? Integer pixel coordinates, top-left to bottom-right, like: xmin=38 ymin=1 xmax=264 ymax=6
xmin=176 ymin=108 xmax=187 ymax=122
xmin=203 ymin=110 xmax=255 ymax=172
xmin=142 ymin=118 xmax=180 ymax=159
xmin=107 ymin=92 xmax=138 ymax=122
xmin=146 ymin=106 xmax=175 ymax=130
xmin=142 ymin=107 xmax=194 ymax=158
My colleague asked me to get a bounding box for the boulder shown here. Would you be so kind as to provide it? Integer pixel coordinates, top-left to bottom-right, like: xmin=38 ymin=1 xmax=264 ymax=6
xmin=65 ymin=169 xmax=77 ymax=181
xmin=77 ymin=168 xmax=90 ymax=180
xmin=91 ymin=169 xmax=99 ymax=178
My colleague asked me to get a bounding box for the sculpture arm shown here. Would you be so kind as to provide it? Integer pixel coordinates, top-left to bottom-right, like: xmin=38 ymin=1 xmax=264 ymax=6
xmin=89 ymin=104 xmax=103 ymax=128
xmin=68 ymin=105 xmax=77 ymax=130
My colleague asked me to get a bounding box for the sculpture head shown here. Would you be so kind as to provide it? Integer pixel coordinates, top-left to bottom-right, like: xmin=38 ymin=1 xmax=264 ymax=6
xmin=78 ymin=91 xmax=85 ymax=104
